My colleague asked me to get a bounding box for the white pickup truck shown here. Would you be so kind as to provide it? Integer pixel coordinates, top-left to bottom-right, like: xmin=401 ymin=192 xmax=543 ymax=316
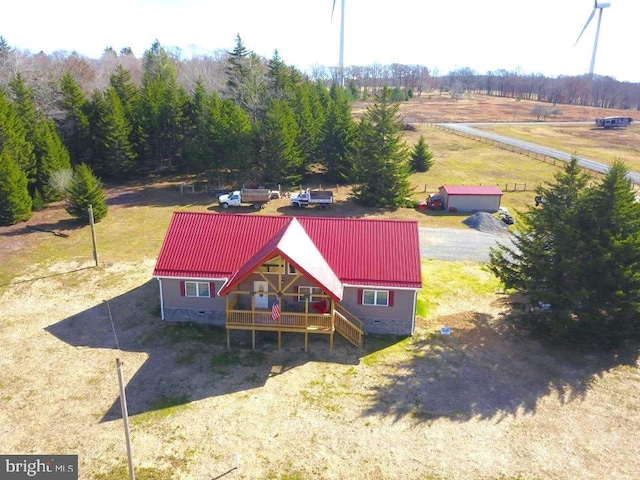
xmin=218 ymin=188 xmax=272 ymax=210
xmin=290 ymin=189 xmax=333 ymax=209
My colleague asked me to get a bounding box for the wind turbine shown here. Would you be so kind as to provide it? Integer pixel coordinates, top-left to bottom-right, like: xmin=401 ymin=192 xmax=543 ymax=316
xmin=574 ymin=1 xmax=611 ymax=76
xmin=331 ymin=0 xmax=345 ymax=86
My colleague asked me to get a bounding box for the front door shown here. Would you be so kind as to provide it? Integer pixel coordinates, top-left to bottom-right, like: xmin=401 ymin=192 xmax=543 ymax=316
xmin=254 ymin=281 xmax=269 ymax=309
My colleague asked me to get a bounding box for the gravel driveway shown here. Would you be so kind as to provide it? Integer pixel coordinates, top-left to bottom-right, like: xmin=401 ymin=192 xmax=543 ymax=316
xmin=419 ymin=227 xmax=515 ymax=262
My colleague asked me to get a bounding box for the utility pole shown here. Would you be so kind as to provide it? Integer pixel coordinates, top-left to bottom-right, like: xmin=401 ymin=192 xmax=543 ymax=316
xmin=88 ymin=204 xmax=99 ymax=267
xmin=116 ymin=358 xmax=136 ymax=480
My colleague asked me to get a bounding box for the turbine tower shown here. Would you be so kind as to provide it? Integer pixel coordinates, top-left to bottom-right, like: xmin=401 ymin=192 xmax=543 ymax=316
xmin=331 ymin=0 xmax=345 ymax=86
xmin=574 ymin=1 xmax=611 ymax=76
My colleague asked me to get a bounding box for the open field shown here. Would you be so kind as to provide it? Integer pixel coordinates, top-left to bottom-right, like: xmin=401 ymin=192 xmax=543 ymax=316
xmin=1 ymin=229 xmax=639 ymax=479
xmin=2 ymin=94 xmax=639 ymax=479
xmin=379 ymin=93 xmax=638 ymax=124
xmin=476 ymin=123 xmax=640 ymax=172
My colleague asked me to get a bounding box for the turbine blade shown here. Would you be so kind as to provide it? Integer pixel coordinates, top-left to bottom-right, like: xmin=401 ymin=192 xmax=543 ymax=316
xmin=575 ymin=8 xmax=596 ymax=46
xmin=331 ymin=0 xmax=337 ymax=21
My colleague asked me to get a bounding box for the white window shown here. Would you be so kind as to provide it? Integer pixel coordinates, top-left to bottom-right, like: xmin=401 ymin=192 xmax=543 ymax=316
xmin=288 ymin=263 xmax=297 ymax=274
xmin=185 ymin=281 xmax=210 ymax=298
xmin=363 ymin=290 xmax=389 ymax=306
xmin=298 ymin=286 xmax=322 ymax=302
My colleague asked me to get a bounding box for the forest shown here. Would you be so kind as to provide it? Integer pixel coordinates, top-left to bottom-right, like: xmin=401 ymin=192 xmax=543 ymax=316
xmin=1 ymin=34 xmax=639 ymax=226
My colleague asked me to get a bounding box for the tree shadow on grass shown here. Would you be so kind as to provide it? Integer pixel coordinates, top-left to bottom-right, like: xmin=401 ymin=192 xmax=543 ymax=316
xmin=107 ymin=184 xmax=215 ymax=209
xmin=45 ymin=280 xmax=390 ymax=423
xmin=363 ymin=312 xmax=638 ymax=423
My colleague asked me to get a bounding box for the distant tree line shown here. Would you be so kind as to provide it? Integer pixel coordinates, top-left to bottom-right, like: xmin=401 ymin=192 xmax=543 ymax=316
xmin=437 ymin=67 xmax=640 ymax=110
xmin=2 ymin=35 xmax=437 ymax=223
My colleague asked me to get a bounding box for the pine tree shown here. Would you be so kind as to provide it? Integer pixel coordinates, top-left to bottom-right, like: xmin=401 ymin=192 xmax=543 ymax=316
xmin=88 ymin=88 xmax=136 ymax=179
xmin=574 ymin=160 xmax=640 ymax=344
xmin=225 ymin=35 xmax=268 ymax=122
xmin=65 ymin=164 xmax=108 ymax=223
xmin=32 ymin=120 xmax=72 ymax=201
xmin=410 ymin=135 xmax=434 ymax=172
xmin=184 ymin=80 xmax=214 ymax=172
xmin=0 ymin=91 xmax=34 ymax=174
xmin=258 ymin=100 xmax=303 ymax=184
xmin=489 ymin=157 xmax=591 ymax=337
xmin=318 ymin=84 xmax=357 ymax=182
xmin=351 ymin=86 xmax=411 ymax=208
xmin=10 ymin=73 xmax=71 ymax=202
xmin=0 ymin=150 xmax=32 ymax=225
xmin=139 ymin=41 xmax=188 ymax=173
xmin=59 ymin=72 xmax=91 ymax=165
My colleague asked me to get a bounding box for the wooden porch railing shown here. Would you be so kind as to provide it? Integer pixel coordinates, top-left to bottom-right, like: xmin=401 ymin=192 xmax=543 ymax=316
xmin=334 ymin=304 xmax=364 ymax=349
xmin=227 ymin=310 xmax=332 ymax=331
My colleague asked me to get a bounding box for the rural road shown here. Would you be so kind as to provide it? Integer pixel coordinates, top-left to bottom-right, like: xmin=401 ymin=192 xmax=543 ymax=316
xmin=418 ymin=227 xmax=514 ymax=263
xmin=440 ymin=122 xmax=640 ymax=184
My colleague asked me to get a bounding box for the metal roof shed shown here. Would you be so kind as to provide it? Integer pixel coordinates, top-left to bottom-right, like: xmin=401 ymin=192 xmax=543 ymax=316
xmin=439 ymin=185 xmax=503 ymax=212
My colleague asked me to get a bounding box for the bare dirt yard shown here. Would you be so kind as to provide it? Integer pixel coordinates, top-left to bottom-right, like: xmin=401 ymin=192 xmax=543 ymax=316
xmin=1 ymin=95 xmax=639 ymax=480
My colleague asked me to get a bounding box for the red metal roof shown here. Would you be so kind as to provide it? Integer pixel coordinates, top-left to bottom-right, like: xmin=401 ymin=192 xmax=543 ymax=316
xmin=441 ymin=185 xmax=503 ymax=196
xmin=154 ymin=213 xmax=422 ymax=290
xmin=218 ymin=218 xmax=344 ymax=301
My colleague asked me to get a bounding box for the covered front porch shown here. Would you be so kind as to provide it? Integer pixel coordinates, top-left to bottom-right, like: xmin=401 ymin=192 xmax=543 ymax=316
xmin=225 ymin=290 xmax=364 ymax=351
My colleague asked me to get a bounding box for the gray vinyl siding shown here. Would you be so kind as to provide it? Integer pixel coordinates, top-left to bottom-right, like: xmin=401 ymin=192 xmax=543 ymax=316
xmin=341 ymin=286 xmax=416 ymax=336
xmin=161 ymin=278 xmax=226 ymax=325
xmin=159 ymin=276 xmax=417 ymax=336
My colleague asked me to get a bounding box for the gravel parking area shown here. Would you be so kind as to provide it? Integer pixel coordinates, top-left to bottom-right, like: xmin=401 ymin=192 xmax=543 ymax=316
xmin=419 ymin=226 xmax=515 ymax=262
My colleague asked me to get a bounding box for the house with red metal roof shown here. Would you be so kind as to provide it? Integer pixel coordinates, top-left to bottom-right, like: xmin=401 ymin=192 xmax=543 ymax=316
xmin=153 ymin=212 xmax=422 ymax=349
xmin=438 ymin=185 xmax=503 ymax=213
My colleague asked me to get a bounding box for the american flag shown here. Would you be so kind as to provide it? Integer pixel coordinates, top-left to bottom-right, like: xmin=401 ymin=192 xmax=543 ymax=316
xmin=271 ymin=298 xmax=281 ymax=320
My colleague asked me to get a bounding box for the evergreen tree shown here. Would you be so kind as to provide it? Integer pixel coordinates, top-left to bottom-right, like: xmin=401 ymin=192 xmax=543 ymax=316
xmin=410 ymin=135 xmax=434 ymax=172
xmin=109 ymin=65 xmax=141 ymax=159
xmin=267 ymin=50 xmax=291 ymax=100
xmin=258 ymin=100 xmax=303 ymax=184
xmin=0 ymin=91 xmax=34 ymax=174
xmin=291 ymin=79 xmax=324 ymax=171
xmin=574 ymin=160 xmax=640 ymax=344
xmin=490 ymin=157 xmax=590 ymax=320
xmin=225 ymin=35 xmax=268 ymax=122
xmin=139 ymin=41 xmax=188 ymax=173
xmin=32 ymin=120 xmax=72 ymax=202
xmin=217 ymin=97 xmax=253 ymax=175
xmin=58 ymin=72 xmax=91 ymax=165
xmin=318 ymin=84 xmax=357 ymax=182
xmin=10 ymin=73 xmax=71 ymax=202
xmin=0 ymin=150 xmax=32 ymax=225
xmin=65 ymin=164 xmax=108 ymax=223
xmin=184 ymin=85 xmax=253 ymax=175
xmin=88 ymin=88 xmax=136 ymax=179
xmin=351 ymin=86 xmax=411 ymax=208
xmin=183 ymin=80 xmax=213 ymax=172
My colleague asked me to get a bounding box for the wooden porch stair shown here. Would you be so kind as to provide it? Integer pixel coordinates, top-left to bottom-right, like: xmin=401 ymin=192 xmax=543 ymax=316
xmin=334 ymin=304 xmax=364 ymax=349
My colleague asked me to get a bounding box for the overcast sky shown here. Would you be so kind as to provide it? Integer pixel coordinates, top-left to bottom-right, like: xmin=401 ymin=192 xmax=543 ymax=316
xmin=2 ymin=0 xmax=638 ymax=82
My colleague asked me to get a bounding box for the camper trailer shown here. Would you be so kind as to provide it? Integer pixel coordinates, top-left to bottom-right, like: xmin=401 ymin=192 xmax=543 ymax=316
xmin=595 ymin=116 xmax=633 ymax=129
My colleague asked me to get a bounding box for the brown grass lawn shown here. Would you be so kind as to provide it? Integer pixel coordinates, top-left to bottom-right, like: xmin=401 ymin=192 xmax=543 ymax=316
xmin=1 ymin=95 xmax=639 ymax=480
xmin=355 ymin=92 xmax=637 ymax=124
xmin=476 ymin=123 xmax=640 ymax=172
